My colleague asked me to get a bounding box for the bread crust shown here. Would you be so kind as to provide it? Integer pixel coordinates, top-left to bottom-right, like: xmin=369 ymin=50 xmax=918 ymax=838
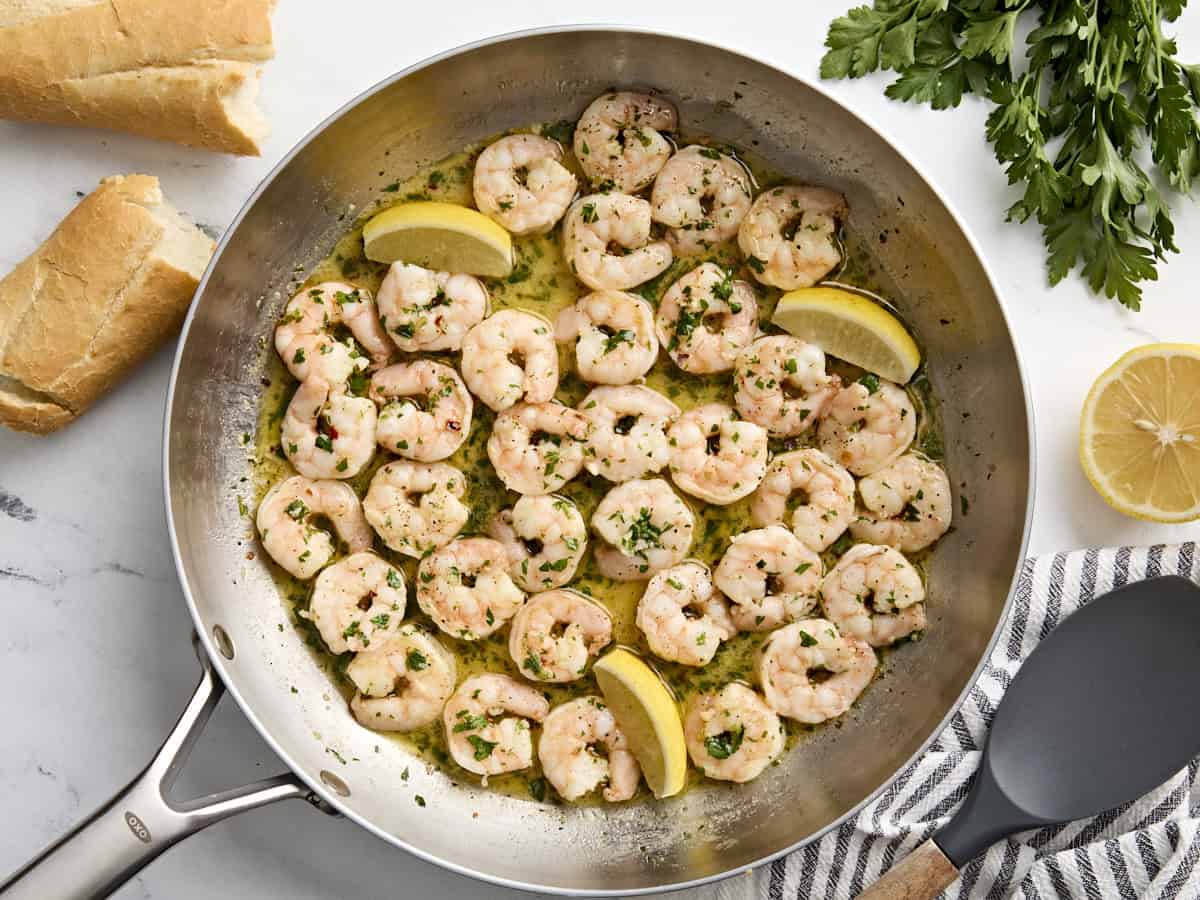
xmin=0 ymin=0 xmax=275 ymax=154
xmin=0 ymin=175 xmax=215 ymax=434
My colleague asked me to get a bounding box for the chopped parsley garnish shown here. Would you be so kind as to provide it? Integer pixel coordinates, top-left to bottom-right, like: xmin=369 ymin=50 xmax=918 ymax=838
xmin=746 ymin=256 xmax=766 ymax=274
xmin=581 ymin=203 xmax=598 ymax=224
xmin=386 ymin=569 xmax=403 ymax=589
xmin=452 ymin=713 xmax=488 ymax=733
xmin=284 ymin=499 xmax=308 ymax=520
xmin=621 ymin=507 xmax=667 ymax=558
xmin=698 ymin=147 xmax=722 ymax=160
xmin=704 ymin=726 xmax=745 ymax=759
xmin=528 ymin=777 xmax=548 ymax=802
xmin=523 ymin=652 xmax=545 ymax=677
xmin=712 ymin=268 xmax=734 ymax=300
xmin=858 ymin=373 xmax=881 ymax=394
xmin=466 ymin=734 xmax=497 ymax=760
xmin=671 ymin=307 xmax=703 ymax=350
xmin=601 ymin=328 xmax=636 ymax=354
xmin=798 ymin=629 xmax=818 ymax=648
xmin=369 ymin=613 xmax=390 ymax=629
xmin=314 ymin=434 xmax=334 ymax=453
xmin=406 ymin=649 xmax=429 ymax=671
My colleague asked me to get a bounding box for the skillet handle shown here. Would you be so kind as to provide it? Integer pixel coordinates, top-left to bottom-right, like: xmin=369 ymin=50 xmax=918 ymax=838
xmin=0 ymin=638 xmax=332 ymax=900
xmin=854 ymin=839 xmax=960 ymax=900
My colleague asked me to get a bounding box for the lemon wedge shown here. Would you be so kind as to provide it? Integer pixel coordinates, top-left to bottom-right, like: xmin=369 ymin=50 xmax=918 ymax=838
xmin=1079 ymin=343 xmax=1200 ymax=523
xmin=362 ymin=202 xmax=513 ymax=277
xmin=771 ymin=286 xmax=921 ymax=383
xmin=593 ymin=648 xmax=687 ymax=799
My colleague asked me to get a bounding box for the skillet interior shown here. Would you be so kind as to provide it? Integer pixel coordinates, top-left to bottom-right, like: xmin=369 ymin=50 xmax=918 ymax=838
xmin=165 ymin=28 xmax=1032 ymax=894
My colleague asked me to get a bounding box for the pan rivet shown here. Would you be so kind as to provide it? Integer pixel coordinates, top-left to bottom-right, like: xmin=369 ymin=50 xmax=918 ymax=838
xmin=319 ymin=770 xmax=351 ymax=797
xmin=212 ymin=625 xmax=235 ymax=660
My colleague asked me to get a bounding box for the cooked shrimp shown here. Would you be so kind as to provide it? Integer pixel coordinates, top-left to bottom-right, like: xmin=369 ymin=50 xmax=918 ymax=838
xmin=738 ymin=185 xmax=847 ymax=290
xmin=591 ymin=478 xmax=695 ymax=581
xmin=555 ymin=291 xmax=658 ymax=385
xmin=820 ymin=543 xmax=926 ymax=646
xmin=443 ymin=674 xmax=549 ymax=777
xmin=578 ymin=385 xmax=679 ymax=482
xmin=734 ymin=336 xmax=839 ymax=437
xmin=538 ymin=696 xmax=641 ymax=802
xmin=370 ymin=360 xmax=472 ymax=462
xmin=573 ymin=91 xmax=678 ymax=193
xmin=667 ymin=402 xmax=768 ymax=505
xmin=751 ymin=448 xmax=855 ymax=552
xmin=281 ymin=377 xmax=376 ymax=480
xmin=348 ymin=625 xmax=456 ymax=732
xmin=487 ymin=402 xmax=589 ymax=495
xmin=817 ymin=379 xmax=916 ymax=476
xmin=416 ymin=537 xmax=526 ymax=640
xmin=714 ymin=526 xmax=822 ymax=632
xmin=650 ymin=146 xmax=753 ymax=254
xmin=636 ymin=561 xmax=736 ymax=666
xmin=684 ymin=683 xmax=784 ymax=783
xmin=362 ymin=460 xmax=468 ymax=558
xmin=488 ymin=495 xmax=587 ymax=591
xmin=850 ymin=454 xmax=953 ymax=552
xmin=509 ymin=590 xmax=613 ymax=682
xmin=460 ymin=309 xmax=559 ymax=411
xmin=376 ymin=263 xmax=488 ymax=353
xmin=307 ymin=551 xmax=405 ymax=653
xmin=473 ymin=134 xmax=577 ymax=235
xmin=256 ymin=475 xmax=373 ymax=580
xmin=756 ymin=619 xmax=877 ymax=724
xmin=562 ymin=193 xmax=672 ymax=291
xmin=656 ymin=263 xmax=758 ymax=375
xmin=275 ymin=282 xmax=392 ymax=384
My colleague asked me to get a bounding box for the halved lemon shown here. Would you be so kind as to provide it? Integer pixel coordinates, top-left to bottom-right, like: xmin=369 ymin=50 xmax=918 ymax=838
xmin=593 ymin=648 xmax=687 ymax=799
xmin=1079 ymin=343 xmax=1200 ymax=523
xmin=362 ymin=202 xmax=513 ymax=277
xmin=771 ymin=286 xmax=921 ymax=383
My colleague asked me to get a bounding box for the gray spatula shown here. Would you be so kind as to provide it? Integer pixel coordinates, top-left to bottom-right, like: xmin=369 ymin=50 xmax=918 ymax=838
xmin=858 ymin=574 xmax=1200 ymax=899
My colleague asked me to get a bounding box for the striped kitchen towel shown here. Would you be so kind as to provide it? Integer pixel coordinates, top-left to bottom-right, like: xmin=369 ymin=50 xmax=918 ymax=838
xmin=703 ymin=543 xmax=1200 ymax=900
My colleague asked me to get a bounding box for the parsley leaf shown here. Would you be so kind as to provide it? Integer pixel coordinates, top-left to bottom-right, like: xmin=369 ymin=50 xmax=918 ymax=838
xmin=822 ymin=0 xmax=1200 ymax=308
xmin=466 ymin=734 xmax=496 ymax=760
xmin=704 ymin=726 xmax=745 ymax=760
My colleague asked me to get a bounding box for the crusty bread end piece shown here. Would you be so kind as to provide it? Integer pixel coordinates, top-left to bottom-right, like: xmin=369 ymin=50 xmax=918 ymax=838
xmin=0 ymin=0 xmax=276 ymax=155
xmin=0 ymin=175 xmax=215 ymax=435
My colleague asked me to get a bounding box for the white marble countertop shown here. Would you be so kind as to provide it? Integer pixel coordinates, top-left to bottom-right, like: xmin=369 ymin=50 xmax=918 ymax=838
xmin=2 ymin=3 xmax=1198 ymax=898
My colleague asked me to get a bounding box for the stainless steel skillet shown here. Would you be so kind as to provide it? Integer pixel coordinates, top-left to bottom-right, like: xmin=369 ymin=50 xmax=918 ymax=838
xmin=1 ymin=26 xmax=1034 ymax=898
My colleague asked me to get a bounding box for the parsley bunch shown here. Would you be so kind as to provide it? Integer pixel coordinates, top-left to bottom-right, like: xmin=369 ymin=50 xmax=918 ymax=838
xmin=821 ymin=0 xmax=1200 ymax=309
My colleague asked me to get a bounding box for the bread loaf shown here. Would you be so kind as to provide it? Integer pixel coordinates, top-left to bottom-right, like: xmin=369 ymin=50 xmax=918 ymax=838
xmin=0 ymin=175 xmax=215 ymax=434
xmin=0 ymin=0 xmax=275 ymax=155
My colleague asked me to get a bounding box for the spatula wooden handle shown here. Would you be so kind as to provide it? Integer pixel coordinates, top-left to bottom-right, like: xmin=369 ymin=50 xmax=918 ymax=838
xmin=855 ymin=839 xmax=960 ymax=899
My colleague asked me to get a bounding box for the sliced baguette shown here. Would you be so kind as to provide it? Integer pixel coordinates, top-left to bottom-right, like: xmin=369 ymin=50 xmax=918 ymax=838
xmin=0 ymin=175 xmax=215 ymax=435
xmin=0 ymin=0 xmax=275 ymax=155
